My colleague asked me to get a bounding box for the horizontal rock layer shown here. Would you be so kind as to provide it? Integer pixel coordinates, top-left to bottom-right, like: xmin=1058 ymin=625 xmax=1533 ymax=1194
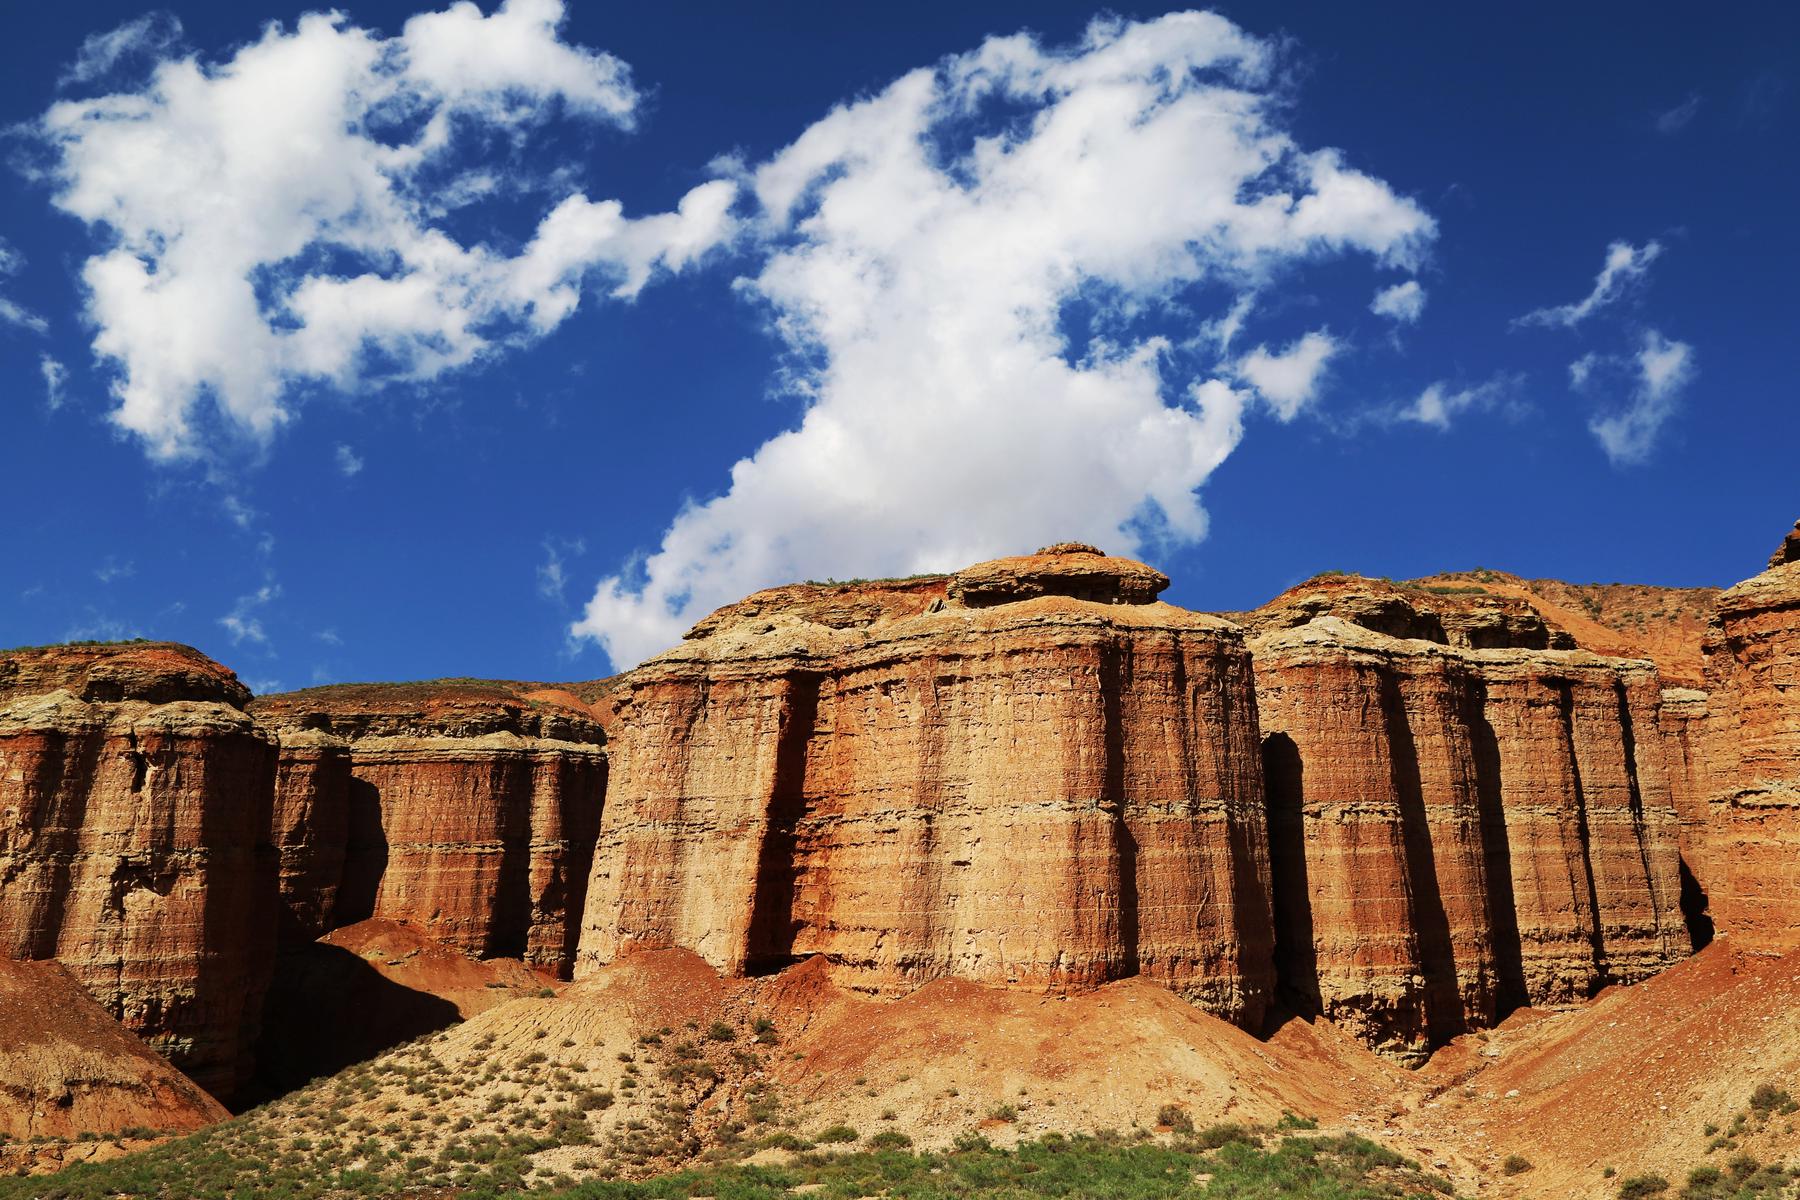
xmin=1251 ymin=614 xmax=1689 ymax=1061
xmin=1697 ymin=555 xmax=1800 ymax=951
xmin=0 ymin=646 xmax=276 ymax=1099
xmin=581 ymin=548 xmax=1276 ymax=1029
xmin=249 ymin=685 xmax=609 ymax=976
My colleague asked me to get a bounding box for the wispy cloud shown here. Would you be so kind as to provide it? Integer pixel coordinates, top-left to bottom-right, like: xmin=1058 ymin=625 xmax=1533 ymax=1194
xmin=537 ymin=536 xmax=586 ymax=603
xmin=0 ymin=238 xmax=48 ymax=335
xmin=334 ymin=445 xmax=364 ymax=477
xmin=40 ymin=355 xmax=68 ymax=410
xmin=1653 ymin=93 xmax=1702 ymax=134
xmin=1583 ymin=330 xmax=1695 ymax=466
xmin=61 ymin=12 xmax=184 ymax=87
xmin=219 ymin=583 xmax=280 ymax=646
xmin=1391 ymin=375 xmax=1520 ymax=431
xmin=94 ymin=556 xmax=135 ymax=584
xmin=1516 ymin=239 xmax=1662 ymax=329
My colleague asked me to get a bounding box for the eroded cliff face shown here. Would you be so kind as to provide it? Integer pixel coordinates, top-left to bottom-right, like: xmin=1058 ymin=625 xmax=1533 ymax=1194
xmin=578 ymin=546 xmax=1278 ymax=1028
xmin=1247 ymin=585 xmax=1688 ymax=1060
xmin=1698 ymin=551 xmax=1800 ymax=951
xmin=0 ymin=644 xmax=276 ymax=1099
xmin=249 ymin=685 xmax=608 ymax=975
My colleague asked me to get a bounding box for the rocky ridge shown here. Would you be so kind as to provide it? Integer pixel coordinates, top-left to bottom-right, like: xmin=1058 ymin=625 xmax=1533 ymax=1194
xmin=0 ymin=526 xmax=1794 ymax=1122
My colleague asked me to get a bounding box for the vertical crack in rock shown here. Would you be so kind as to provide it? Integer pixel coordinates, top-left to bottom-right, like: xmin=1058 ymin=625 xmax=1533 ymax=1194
xmin=745 ymin=671 xmax=821 ymax=974
xmin=1553 ymin=680 xmax=1609 ymax=988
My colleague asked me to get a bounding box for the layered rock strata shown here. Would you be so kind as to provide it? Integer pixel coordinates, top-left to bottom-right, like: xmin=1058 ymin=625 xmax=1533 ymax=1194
xmin=249 ymin=685 xmax=608 ymax=975
xmin=579 ymin=545 xmax=1278 ymax=1029
xmin=1698 ymin=549 xmax=1800 ymax=951
xmin=0 ymin=644 xmax=276 ymax=1099
xmin=1248 ymin=598 xmax=1688 ymax=1059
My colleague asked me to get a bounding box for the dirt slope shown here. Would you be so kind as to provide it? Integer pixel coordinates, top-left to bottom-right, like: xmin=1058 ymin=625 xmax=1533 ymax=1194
xmin=0 ymin=957 xmax=226 ymax=1141
xmin=1399 ymin=941 xmax=1800 ymax=1197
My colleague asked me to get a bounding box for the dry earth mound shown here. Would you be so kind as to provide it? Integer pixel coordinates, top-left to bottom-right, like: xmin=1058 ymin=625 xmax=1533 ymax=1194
xmin=0 ymin=957 xmax=225 ymax=1143
xmin=1401 ymin=940 xmax=1800 ymax=1198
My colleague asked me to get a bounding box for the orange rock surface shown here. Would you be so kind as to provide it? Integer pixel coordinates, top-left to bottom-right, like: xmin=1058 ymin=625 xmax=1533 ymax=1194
xmin=0 ymin=643 xmax=276 ymax=1099
xmin=578 ymin=546 xmax=1277 ymax=1029
xmin=1698 ymin=549 xmax=1800 ymax=950
xmin=1411 ymin=569 xmax=1719 ymax=687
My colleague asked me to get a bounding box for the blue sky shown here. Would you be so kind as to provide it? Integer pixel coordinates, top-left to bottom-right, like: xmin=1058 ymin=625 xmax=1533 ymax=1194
xmin=1 ymin=1 xmax=1795 ymax=690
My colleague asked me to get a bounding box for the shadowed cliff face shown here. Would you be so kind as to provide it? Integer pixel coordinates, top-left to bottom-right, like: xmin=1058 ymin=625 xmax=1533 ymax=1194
xmin=248 ymin=684 xmax=609 ymax=977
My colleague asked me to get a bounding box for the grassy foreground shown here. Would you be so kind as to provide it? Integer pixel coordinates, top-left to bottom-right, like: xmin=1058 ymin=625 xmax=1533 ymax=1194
xmin=3 ymin=1127 xmax=1461 ymax=1200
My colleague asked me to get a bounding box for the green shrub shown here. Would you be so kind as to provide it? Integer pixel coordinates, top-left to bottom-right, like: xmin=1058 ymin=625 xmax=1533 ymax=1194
xmin=1276 ymin=1111 xmax=1320 ymax=1131
xmin=706 ymin=1021 xmax=737 ymax=1042
xmin=1617 ymin=1175 xmax=1670 ymax=1198
xmin=866 ymin=1130 xmax=913 ymax=1150
xmin=1726 ymin=1153 xmax=1761 ymax=1181
xmin=1154 ymin=1104 xmax=1193 ymax=1134
xmin=1191 ymin=1123 xmax=1260 ymax=1151
xmin=1501 ymin=1154 xmax=1532 ymax=1175
xmin=815 ymin=1125 xmax=859 ymax=1144
xmin=1749 ymin=1084 xmax=1792 ymax=1113
xmin=987 ymin=1104 xmax=1017 ymax=1123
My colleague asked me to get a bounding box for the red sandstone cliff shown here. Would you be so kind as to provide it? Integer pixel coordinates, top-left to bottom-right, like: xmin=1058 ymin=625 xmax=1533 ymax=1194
xmin=1696 ymin=538 xmax=1800 ymax=951
xmin=0 ymin=644 xmax=276 ymax=1099
xmin=578 ymin=546 xmax=1278 ymax=1028
xmin=1245 ymin=580 xmax=1689 ymax=1060
xmin=248 ymin=683 xmax=608 ymax=975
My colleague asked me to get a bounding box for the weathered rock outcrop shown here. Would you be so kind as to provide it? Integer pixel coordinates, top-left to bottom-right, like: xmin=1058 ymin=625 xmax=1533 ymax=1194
xmin=1249 ymin=574 xmax=1577 ymax=652
xmin=1409 ymin=570 xmax=1720 ymax=688
xmin=1769 ymin=520 xmax=1800 ymax=570
xmin=0 ymin=644 xmax=276 ymax=1099
xmin=1658 ymin=688 xmax=1717 ymax=880
xmin=0 ymin=956 xmax=227 ymax=1141
xmin=579 ymin=545 xmax=1278 ymax=1029
xmin=1698 ymin=547 xmax=1800 ymax=951
xmin=249 ymin=684 xmax=608 ymax=975
xmin=1247 ymin=584 xmax=1688 ymax=1060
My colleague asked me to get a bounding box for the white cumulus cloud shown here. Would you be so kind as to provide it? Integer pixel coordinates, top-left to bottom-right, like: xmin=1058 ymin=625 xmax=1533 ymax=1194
xmin=1370 ymin=279 xmax=1426 ymax=323
xmin=334 ymin=444 xmax=364 ymax=477
xmin=1517 ymin=239 xmax=1662 ymax=329
xmin=573 ymin=13 xmax=1434 ymax=668
xmin=37 ymin=0 xmax=737 ymax=460
xmin=1584 ymin=330 xmax=1695 ymax=465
